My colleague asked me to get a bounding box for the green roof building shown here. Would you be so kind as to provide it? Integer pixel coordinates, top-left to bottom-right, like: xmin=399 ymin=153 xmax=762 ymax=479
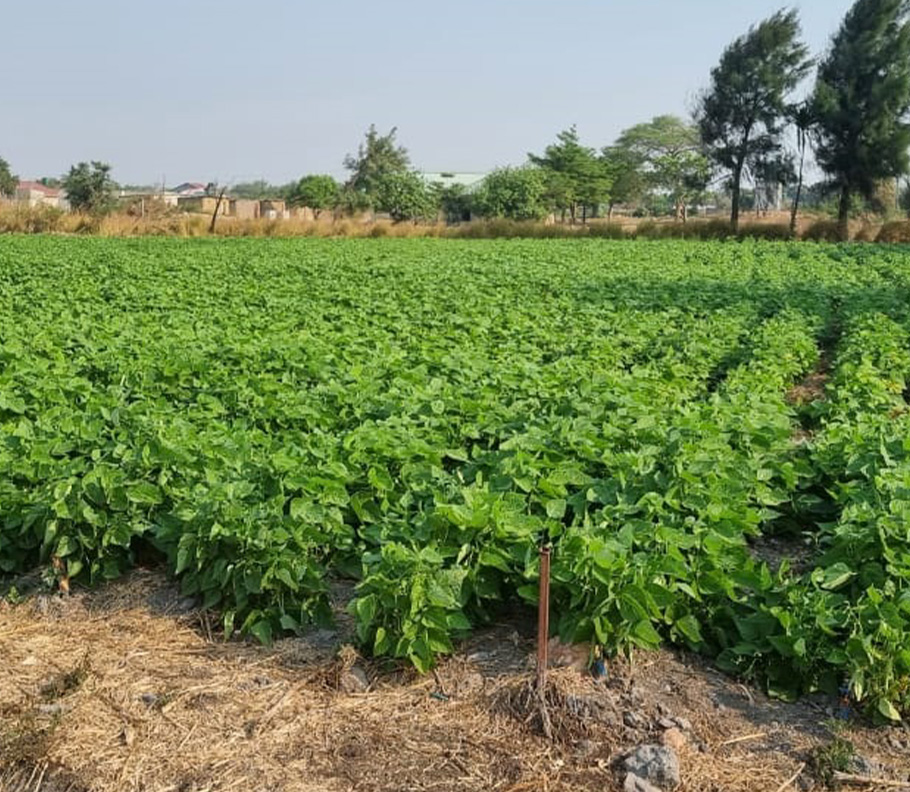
xmin=418 ymin=172 xmax=487 ymax=193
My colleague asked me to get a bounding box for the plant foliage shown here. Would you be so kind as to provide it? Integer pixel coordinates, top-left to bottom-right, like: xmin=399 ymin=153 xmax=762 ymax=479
xmin=3 ymin=237 xmax=910 ymax=718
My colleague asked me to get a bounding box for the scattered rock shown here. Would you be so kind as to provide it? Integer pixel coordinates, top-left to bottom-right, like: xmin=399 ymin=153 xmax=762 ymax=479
xmin=575 ymin=738 xmax=597 ymax=756
xmin=566 ymin=694 xmax=620 ymax=726
xmin=849 ymin=755 xmax=890 ymax=778
xmin=140 ymin=692 xmax=159 ymax=707
xmin=661 ymin=727 xmax=687 ymax=752
xmin=547 ymin=637 xmax=590 ymax=670
xmin=37 ymin=702 xmax=66 ymax=716
xmin=623 ymin=710 xmax=648 ymax=730
xmin=303 ymin=628 xmax=340 ymax=649
xmin=567 ymin=694 xmax=598 ymax=718
xmin=20 ymin=655 xmax=38 ymax=666
xmin=340 ymin=665 xmax=369 ymax=694
xmin=673 ymin=716 xmax=692 ymax=731
xmin=658 ymin=717 xmax=676 ymax=730
xmin=621 ymin=744 xmax=681 ymax=790
xmin=656 ymin=702 xmax=671 ymax=717
xmin=624 ymin=773 xmax=662 ymax=792
xmin=177 ymin=596 xmax=197 ymax=613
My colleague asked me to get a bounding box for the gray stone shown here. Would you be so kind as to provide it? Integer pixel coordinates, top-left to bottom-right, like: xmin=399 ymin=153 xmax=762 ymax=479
xmin=566 ymin=694 xmax=598 ymax=718
xmin=849 ymin=755 xmax=890 ymax=778
xmin=623 ymin=710 xmax=648 ymax=730
xmin=177 ymin=596 xmax=198 ymax=613
xmin=673 ymin=716 xmax=692 ymax=731
xmin=575 ymin=739 xmax=596 ymax=756
xmin=658 ymin=717 xmax=677 ymax=730
xmin=340 ymin=665 xmax=369 ymax=693
xmin=623 ymin=773 xmax=663 ymax=792
xmin=621 ymin=744 xmax=681 ymax=790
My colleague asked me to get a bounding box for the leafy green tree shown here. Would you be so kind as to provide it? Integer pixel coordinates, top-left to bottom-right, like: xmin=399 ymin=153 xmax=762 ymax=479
xmin=431 ymin=182 xmax=473 ymax=223
xmin=0 ymin=157 xmax=17 ymax=198
xmin=472 ymin=167 xmax=548 ymax=221
xmin=613 ymin=116 xmax=709 ymax=221
xmin=62 ymin=161 xmax=117 ymax=214
xmin=343 ymin=125 xmax=411 ymax=206
xmin=812 ymin=0 xmax=910 ymax=239
xmin=289 ymin=175 xmax=340 ymax=218
xmin=529 ymin=126 xmax=610 ymax=222
xmin=697 ymin=9 xmax=812 ymax=231
xmin=230 ymin=180 xmax=293 ymax=200
xmin=374 ymin=171 xmax=436 ymax=223
xmin=601 ymin=146 xmax=646 ymax=219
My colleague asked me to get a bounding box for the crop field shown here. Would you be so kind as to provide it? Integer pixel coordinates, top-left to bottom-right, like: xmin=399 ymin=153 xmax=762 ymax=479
xmin=2 ymin=237 xmax=910 ymax=719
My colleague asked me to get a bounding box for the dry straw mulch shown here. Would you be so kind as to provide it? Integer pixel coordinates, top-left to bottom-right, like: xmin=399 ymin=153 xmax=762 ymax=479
xmin=1 ymin=569 xmax=907 ymax=792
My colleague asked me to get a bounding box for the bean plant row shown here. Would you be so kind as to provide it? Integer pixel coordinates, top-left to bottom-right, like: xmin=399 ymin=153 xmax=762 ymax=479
xmin=2 ymin=237 xmax=910 ymax=718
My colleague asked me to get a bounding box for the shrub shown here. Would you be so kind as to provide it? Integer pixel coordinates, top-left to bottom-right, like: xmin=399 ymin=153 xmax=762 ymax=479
xmin=853 ymin=223 xmax=880 ymax=243
xmin=586 ymin=223 xmax=628 ymax=239
xmin=737 ymin=222 xmax=791 ymax=240
xmin=875 ymin=221 xmax=910 ymax=243
xmin=802 ymin=220 xmax=842 ymax=242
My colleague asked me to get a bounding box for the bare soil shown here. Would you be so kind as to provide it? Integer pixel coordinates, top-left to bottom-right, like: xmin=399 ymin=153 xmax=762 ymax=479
xmin=2 ymin=569 xmax=909 ymax=792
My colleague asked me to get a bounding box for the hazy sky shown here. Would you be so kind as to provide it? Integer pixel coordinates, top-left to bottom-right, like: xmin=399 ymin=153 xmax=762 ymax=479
xmin=5 ymin=0 xmax=855 ymax=186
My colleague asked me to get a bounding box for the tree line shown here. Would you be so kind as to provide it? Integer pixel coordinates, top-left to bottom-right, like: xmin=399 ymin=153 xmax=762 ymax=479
xmin=285 ymin=0 xmax=910 ymax=240
xmin=3 ymin=0 xmax=910 ymax=240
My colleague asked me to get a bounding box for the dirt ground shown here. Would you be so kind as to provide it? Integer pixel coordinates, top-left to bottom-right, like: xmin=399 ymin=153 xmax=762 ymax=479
xmin=1 ymin=568 xmax=909 ymax=792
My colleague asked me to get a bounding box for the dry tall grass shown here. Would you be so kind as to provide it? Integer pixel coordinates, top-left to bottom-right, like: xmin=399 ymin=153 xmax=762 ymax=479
xmin=0 ymin=205 xmax=899 ymax=242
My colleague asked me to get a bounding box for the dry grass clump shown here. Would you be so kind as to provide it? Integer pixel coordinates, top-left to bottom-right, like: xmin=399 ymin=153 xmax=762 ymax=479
xmin=875 ymin=220 xmax=910 ymax=243
xmin=802 ymin=219 xmax=844 ymax=242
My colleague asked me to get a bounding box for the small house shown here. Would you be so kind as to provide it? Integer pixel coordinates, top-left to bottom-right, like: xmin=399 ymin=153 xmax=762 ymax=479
xmin=177 ymin=196 xmax=228 ymax=215
xmin=229 ymin=199 xmax=260 ymax=220
xmin=16 ymin=181 xmax=66 ymax=209
xmin=259 ymin=199 xmax=288 ymax=219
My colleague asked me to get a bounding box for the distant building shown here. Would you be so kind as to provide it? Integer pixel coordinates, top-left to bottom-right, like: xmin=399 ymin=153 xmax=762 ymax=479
xmin=177 ymin=196 xmax=228 ymax=216
xmin=15 ymin=181 xmax=67 ymax=209
xmin=230 ymin=198 xmax=260 ymax=220
xmin=259 ymin=199 xmax=288 ymax=219
xmin=418 ymin=172 xmax=487 ymax=193
xmin=171 ymin=182 xmax=207 ymax=198
xmin=417 ymin=172 xmax=488 ymax=222
xmin=118 ymin=188 xmax=180 ymax=208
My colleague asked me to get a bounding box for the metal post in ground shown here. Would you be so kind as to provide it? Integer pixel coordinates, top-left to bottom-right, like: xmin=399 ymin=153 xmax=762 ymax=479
xmin=536 ymin=546 xmax=551 ymax=693
xmin=536 ymin=545 xmax=553 ymax=739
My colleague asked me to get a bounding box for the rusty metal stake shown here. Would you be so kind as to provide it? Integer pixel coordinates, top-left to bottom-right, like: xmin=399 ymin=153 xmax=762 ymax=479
xmin=536 ymin=546 xmax=551 ymax=693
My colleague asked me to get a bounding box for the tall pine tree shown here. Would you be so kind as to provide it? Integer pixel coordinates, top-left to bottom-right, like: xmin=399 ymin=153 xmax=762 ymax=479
xmin=697 ymin=10 xmax=811 ymax=231
xmin=813 ymin=0 xmax=910 ymax=239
